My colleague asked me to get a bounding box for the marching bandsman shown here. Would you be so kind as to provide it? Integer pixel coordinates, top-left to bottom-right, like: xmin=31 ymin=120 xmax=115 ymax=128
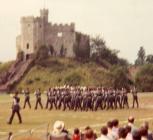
xmin=45 ymin=88 xmax=51 ymax=109
xmin=7 ymin=91 xmax=22 ymax=124
xmin=34 ymin=88 xmax=43 ymax=110
xmin=131 ymin=87 xmax=139 ymax=108
xmin=23 ymin=88 xmax=31 ymax=109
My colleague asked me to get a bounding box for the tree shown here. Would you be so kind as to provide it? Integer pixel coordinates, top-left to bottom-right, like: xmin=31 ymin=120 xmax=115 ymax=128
xmin=135 ymin=46 xmax=146 ymax=65
xmin=135 ymin=64 xmax=153 ymax=92
xmin=90 ymin=36 xmax=129 ymax=66
xmin=64 ymin=72 xmax=83 ymax=86
xmin=90 ymin=35 xmax=106 ymax=57
xmin=108 ymin=66 xmax=132 ymax=89
xmin=73 ymin=32 xmax=90 ymax=61
xmin=146 ymin=54 xmax=153 ymax=64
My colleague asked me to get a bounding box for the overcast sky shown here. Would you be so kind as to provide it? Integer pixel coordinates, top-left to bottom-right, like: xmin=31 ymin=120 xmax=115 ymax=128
xmin=0 ymin=0 xmax=153 ymax=63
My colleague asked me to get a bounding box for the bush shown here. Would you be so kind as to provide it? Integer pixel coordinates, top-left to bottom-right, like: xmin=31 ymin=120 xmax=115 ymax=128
xmin=64 ymin=72 xmax=83 ymax=86
xmin=108 ymin=66 xmax=132 ymax=89
xmin=25 ymin=79 xmax=33 ymax=85
xmin=35 ymin=77 xmax=40 ymax=81
xmin=73 ymin=32 xmax=90 ymax=60
xmin=135 ymin=64 xmax=153 ymax=92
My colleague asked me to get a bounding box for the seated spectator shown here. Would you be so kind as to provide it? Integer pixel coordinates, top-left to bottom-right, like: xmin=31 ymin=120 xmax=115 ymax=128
xmin=128 ymin=116 xmax=136 ymax=134
xmin=72 ymin=128 xmax=80 ymax=140
xmin=81 ymin=126 xmax=97 ymax=140
xmin=132 ymin=130 xmax=141 ymax=140
xmin=84 ymin=128 xmax=95 ymax=140
xmin=125 ymin=125 xmax=132 ymax=140
xmin=50 ymin=120 xmax=70 ymax=140
xmin=8 ymin=132 xmax=13 ymax=140
xmin=118 ymin=127 xmax=127 ymax=140
xmin=107 ymin=121 xmax=117 ymax=140
xmin=96 ymin=126 xmax=109 ymax=140
xmin=141 ymin=121 xmax=153 ymax=140
xmin=112 ymin=119 xmax=119 ymax=137
xmin=139 ymin=127 xmax=148 ymax=140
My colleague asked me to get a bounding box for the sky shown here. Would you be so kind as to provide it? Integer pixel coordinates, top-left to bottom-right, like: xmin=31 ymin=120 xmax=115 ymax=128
xmin=0 ymin=0 xmax=153 ymax=63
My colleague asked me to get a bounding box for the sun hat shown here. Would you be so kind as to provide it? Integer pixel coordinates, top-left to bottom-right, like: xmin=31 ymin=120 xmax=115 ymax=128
xmin=52 ymin=121 xmax=65 ymax=134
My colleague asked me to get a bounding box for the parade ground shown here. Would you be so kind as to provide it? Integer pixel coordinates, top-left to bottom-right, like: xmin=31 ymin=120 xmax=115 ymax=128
xmin=0 ymin=93 xmax=153 ymax=138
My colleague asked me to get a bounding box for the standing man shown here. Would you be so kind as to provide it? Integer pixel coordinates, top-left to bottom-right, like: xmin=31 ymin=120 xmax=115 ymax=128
xmin=34 ymin=88 xmax=43 ymax=110
xmin=23 ymin=88 xmax=31 ymax=109
xmin=7 ymin=91 xmax=22 ymax=124
xmin=121 ymin=88 xmax=129 ymax=109
xmin=45 ymin=88 xmax=51 ymax=109
xmin=131 ymin=87 xmax=139 ymax=108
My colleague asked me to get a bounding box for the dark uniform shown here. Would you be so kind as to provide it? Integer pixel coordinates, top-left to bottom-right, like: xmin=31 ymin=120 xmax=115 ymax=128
xmin=34 ymin=89 xmax=43 ymax=109
xmin=23 ymin=88 xmax=31 ymax=109
xmin=45 ymin=89 xmax=51 ymax=109
xmin=122 ymin=88 xmax=129 ymax=109
xmin=132 ymin=87 xmax=139 ymax=108
xmin=8 ymin=92 xmax=22 ymax=124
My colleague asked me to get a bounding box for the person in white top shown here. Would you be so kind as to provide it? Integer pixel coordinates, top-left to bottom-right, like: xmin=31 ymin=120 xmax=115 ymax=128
xmin=125 ymin=125 xmax=133 ymax=140
xmin=96 ymin=126 xmax=110 ymax=140
xmin=112 ymin=119 xmax=119 ymax=137
xmin=107 ymin=121 xmax=118 ymax=140
xmin=118 ymin=127 xmax=127 ymax=140
xmin=128 ymin=116 xmax=137 ymax=134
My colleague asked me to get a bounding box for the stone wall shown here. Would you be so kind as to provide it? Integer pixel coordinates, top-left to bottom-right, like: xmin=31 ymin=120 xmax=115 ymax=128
xmin=20 ymin=16 xmax=35 ymax=56
xmin=16 ymin=9 xmax=89 ymax=59
xmin=45 ymin=23 xmax=76 ymax=57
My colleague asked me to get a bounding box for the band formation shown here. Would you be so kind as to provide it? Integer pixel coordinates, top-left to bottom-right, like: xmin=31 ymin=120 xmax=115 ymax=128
xmin=7 ymin=86 xmax=139 ymax=124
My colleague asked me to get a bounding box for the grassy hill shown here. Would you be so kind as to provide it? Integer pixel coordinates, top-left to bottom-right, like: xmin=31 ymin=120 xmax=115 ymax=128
xmin=16 ymin=58 xmax=111 ymax=91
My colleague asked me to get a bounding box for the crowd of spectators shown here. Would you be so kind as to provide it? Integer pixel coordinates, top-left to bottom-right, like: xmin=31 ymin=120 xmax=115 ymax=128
xmin=49 ymin=116 xmax=153 ymax=140
xmin=9 ymin=116 xmax=153 ymax=140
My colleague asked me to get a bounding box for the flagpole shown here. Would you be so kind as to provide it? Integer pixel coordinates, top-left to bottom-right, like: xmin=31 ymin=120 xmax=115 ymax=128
xmin=44 ymin=0 xmax=46 ymax=9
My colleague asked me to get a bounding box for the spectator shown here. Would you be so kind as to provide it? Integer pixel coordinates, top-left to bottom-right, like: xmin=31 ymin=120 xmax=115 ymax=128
xmin=118 ymin=127 xmax=127 ymax=140
xmin=125 ymin=125 xmax=132 ymax=140
xmin=132 ymin=130 xmax=141 ymax=140
xmin=84 ymin=128 xmax=95 ymax=140
xmin=50 ymin=120 xmax=70 ymax=140
xmin=112 ymin=119 xmax=119 ymax=137
xmin=128 ymin=116 xmax=136 ymax=134
xmin=72 ymin=128 xmax=80 ymax=140
xmin=107 ymin=121 xmax=117 ymax=140
xmin=141 ymin=121 xmax=153 ymax=140
xmin=8 ymin=132 xmax=13 ymax=140
xmin=96 ymin=126 xmax=109 ymax=140
xmin=139 ymin=127 xmax=148 ymax=140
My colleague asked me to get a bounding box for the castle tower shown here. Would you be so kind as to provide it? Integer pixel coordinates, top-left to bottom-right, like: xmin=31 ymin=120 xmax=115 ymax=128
xmin=19 ymin=16 xmax=35 ymax=60
xmin=40 ymin=9 xmax=48 ymax=23
xmin=40 ymin=9 xmax=49 ymax=46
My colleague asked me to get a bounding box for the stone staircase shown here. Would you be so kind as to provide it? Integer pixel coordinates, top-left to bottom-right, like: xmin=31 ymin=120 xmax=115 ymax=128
xmin=0 ymin=58 xmax=34 ymax=93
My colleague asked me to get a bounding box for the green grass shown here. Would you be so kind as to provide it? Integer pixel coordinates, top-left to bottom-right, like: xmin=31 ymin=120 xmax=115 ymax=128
xmin=17 ymin=58 xmax=108 ymax=91
xmin=0 ymin=93 xmax=153 ymax=139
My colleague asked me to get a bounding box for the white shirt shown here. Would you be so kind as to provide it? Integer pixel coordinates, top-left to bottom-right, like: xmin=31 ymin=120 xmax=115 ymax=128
xmin=96 ymin=135 xmax=110 ymax=140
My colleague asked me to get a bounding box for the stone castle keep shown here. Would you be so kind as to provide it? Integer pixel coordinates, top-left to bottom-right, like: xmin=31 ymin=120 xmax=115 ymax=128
xmin=16 ymin=9 xmax=90 ymax=59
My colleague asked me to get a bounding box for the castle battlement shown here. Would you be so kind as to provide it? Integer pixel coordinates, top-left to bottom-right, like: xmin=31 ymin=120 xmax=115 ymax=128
xmin=16 ymin=9 xmax=89 ymax=60
xmin=51 ymin=23 xmax=75 ymax=32
xmin=21 ymin=16 xmax=35 ymax=23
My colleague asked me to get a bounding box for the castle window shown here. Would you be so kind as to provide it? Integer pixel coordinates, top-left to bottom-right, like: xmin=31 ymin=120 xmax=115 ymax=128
xmin=27 ymin=43 xmax=29 ymax=49
xmin=57 ymin=32 xmax=63 ymax=37
xmin=40 ymin=25 xmax=42 ymax=28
